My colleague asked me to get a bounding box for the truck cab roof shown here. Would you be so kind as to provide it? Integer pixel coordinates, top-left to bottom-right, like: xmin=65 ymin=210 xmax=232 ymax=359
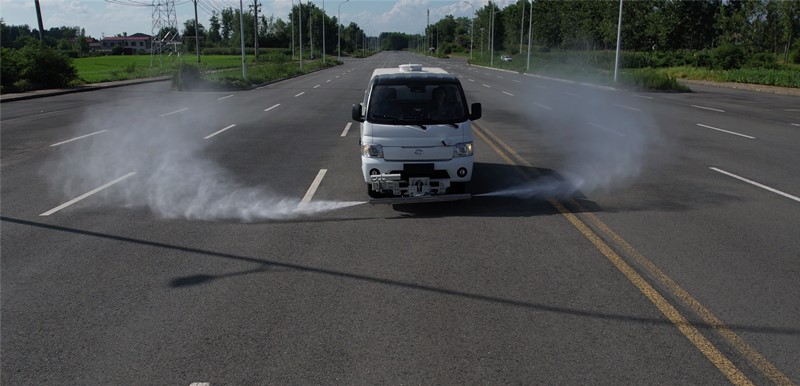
xmin=370 ymin=64 xmax=458 ymax=85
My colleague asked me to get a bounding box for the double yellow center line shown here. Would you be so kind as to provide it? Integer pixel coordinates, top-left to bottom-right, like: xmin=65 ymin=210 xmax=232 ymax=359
xmin=473 ymin=122 xmax=794 ymax=386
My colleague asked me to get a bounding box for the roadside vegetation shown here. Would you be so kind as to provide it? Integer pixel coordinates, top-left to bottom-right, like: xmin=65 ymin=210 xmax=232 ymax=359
xmin=390 ymin=0 xmax=800 ymax=92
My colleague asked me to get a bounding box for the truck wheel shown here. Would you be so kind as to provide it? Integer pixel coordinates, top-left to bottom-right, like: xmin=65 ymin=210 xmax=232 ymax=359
xmin=367 ymin=184 xmax=384 ymax=198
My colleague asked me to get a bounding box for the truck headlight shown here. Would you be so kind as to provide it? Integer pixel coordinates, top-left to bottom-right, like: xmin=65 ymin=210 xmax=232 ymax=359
xmin=453 ymin=142 xmax=473 ymax=157
xmin=361 ymin=144 xmax=384 ymax=158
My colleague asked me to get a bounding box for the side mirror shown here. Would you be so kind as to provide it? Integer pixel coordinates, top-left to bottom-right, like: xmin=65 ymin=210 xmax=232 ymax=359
xmin=470 ymin=103 xmax=482 ymax=121
xmin=352 ymin=103 xmax=364 ymax=122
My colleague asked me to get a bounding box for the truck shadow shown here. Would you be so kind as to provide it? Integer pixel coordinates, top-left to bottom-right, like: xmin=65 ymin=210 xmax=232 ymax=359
xmin=391 ymin=162 xmax=601 ymax=217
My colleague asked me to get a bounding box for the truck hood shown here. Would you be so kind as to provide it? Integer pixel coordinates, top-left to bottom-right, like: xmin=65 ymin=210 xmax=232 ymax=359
xmin=366 ymin=123 xmax=466 ymax=147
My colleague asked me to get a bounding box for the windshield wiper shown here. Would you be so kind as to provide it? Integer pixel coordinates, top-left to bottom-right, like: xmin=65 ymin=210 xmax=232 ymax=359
xmin=373 ymin=115 xmax=427 ymax=130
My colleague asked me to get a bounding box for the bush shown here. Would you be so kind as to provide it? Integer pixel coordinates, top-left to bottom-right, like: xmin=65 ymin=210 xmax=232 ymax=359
xmin=0 ymin=47 xmax=23 ymax=88
xmin=746 ymin=52 xmax=779 ymax=69
xmin=111 ymin=45 xmax=124 ymax=55
xmin=712 ymin=44 xmax=745 ymax=70
xmin=621 ymin=68 xmax=690 ymax=91
xmin=172 ymin=61 xmax=203 ymax=90
xmin=790 ymin=50 xmax=800 ymax=65
xmin=18 ymin=41 xmax=79 ymax=88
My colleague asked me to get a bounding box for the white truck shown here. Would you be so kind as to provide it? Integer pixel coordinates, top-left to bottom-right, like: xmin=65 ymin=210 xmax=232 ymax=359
xmin=352 ymin=64 xmax=482 ymax=203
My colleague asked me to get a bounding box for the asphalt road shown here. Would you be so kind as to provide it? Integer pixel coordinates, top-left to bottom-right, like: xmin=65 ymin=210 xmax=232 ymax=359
xmin=2 ymin=51 xmax=798 ymax=385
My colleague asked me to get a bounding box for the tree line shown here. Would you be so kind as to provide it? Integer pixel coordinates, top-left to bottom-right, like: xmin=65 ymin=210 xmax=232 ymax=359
xmin=385 ymin=0 xmax=800 ymax=65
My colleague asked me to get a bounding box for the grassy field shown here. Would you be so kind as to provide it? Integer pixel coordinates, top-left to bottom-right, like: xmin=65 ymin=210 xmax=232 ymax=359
xmin=73 ymin=54 xmax=297 ymax=83
xmin=461 ymin=51 xmax=799 ymax=90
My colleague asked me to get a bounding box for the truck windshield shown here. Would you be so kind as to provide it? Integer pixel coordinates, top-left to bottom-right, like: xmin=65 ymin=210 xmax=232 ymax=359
xmin=367 ymin=83 xmax=467 ymax=124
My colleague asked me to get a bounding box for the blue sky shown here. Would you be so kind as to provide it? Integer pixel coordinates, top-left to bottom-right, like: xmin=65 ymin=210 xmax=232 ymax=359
xmin=0 ymin=0 xmax=510 ymax=38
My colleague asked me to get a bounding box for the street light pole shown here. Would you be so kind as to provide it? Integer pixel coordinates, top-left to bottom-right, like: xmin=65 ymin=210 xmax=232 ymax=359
xmin=193 ymin=0 xmax=200 ymax=63
xmin=463 ymin=1 xmax=474 ymax=61
xmin=526 ymin=0 xmax=532 ymax=72
xmin=299 ymin=0 xmax=303 ymax=70
xmin=338 ymin=0 xmax=349 ymax=60
xmin=490 ymin=1 xmax=495 ymax=66
xmin=291 ymin=0 xmax=296 ymax=60
xmin=322 ymin=0 xmax=326 ymax=63
xmin=614 ymin=0 xmax=623 ymax=82
xmin=240 ymin=0 xmax=246 ymax=79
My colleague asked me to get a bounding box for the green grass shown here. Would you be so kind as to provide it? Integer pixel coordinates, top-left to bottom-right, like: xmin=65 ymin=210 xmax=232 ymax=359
xmin=172 ymin=58 xmax=342 ymax=90
xmin=466 ymin=51 xmax=799 ymax=90
xmin=72 ymin=53 xmax=324 ymax=84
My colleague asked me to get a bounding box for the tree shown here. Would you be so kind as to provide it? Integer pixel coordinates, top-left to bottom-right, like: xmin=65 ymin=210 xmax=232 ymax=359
xmin=208 ymin=11 xmax=222 ymax=44
xmin=221 ymin=8 xmax=235 ymax=42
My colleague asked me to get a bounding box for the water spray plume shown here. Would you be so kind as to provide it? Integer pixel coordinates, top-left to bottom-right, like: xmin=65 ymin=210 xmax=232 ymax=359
xmin=44 ymin=96 xmax=364 ymax=222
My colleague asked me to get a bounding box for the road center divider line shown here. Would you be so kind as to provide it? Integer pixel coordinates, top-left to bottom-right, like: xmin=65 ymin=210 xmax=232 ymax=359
xmin=473 ymin=122 xmax=757 ymax=386
xmin=301 ymin=169 xmax=327 ymax=204
xmin=550 ymin=199 xmax=754 ymax=386
xmin=264 ymin=104 xmax=280 ymax=112
xmin=575 ymin=206 xmax=796 ymax=386
xmin=40 ymin=172 xmax=137 ymax=216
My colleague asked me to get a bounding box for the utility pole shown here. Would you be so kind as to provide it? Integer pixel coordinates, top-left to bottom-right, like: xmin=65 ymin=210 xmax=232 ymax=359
xmin=193 ymin=0 xmax=200 ymax=63
xmin=34 ymin=0 xmax=45 ymax=41
xmin=240 ymin=0 xmax=247 ymax=79
xmin=526 ymin=0 xmax=532 ymax=72
xmin=613 ymin=0 xmax=623 ymax=82
xmin=519 ymin=1 xmax=524 ymax=55
xmin=299 ymin=0 xmax=303 ymax=70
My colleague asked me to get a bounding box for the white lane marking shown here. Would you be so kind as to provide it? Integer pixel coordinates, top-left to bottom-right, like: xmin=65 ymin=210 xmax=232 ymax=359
xmin=589 ymin=122 xmax=625 ymax=137
xmin=691 ymin=104 xmax=725 ymax=113
xmin=160 ymin=107 xmax=189 ymax=117
xmin=264 ymin=104 xmax=280 ymax=112
xmin=482 ymin=84 xmax=491 ymax=88
xmin=301 ymin=169 xmax=327 ymax=204
xmin=326 ymin=79 xmax=332 ymax=83
xmin=217 ymin=95 xmax=234 ymax=100
xmin=335 ymin=76 xmax=340 ymax=79
xmin=791 ymin=123 xmax=800 ymax=127
xmin=204 ymin=124 xmax=237 ymax=139
xmin=294 ymin=92 xmax=305 ymax=97
xmin=533 ymin=102 xmax=552 ymax=110
xmin=40 ymin=172 xmax=137 ymax=216
xmin=710 ymin=167 xmax=800 ymax=203
xmin=502 ymin=91 xmax=514 ymax=96
xmin=50 ymin=130 xmax=108 ymax=147
xmin=340 ymin=122 xmax=352 ymax=137
xmin=313 ymin=84 xmax=320 ymax=88
xmin=697 ymin=123 xmax=755 ymax=139
xmin=468 ymin=79 xmax=475 ymax=82
xmin=513 ymin=80 xmax=521 ymax=83
xmin=614 ymin=104 xmax=642 ymax=112
xmin=189 ymin=383 xmax=210 ymax=386
xmin=634 ymin=94 xmax=653 ymax=99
